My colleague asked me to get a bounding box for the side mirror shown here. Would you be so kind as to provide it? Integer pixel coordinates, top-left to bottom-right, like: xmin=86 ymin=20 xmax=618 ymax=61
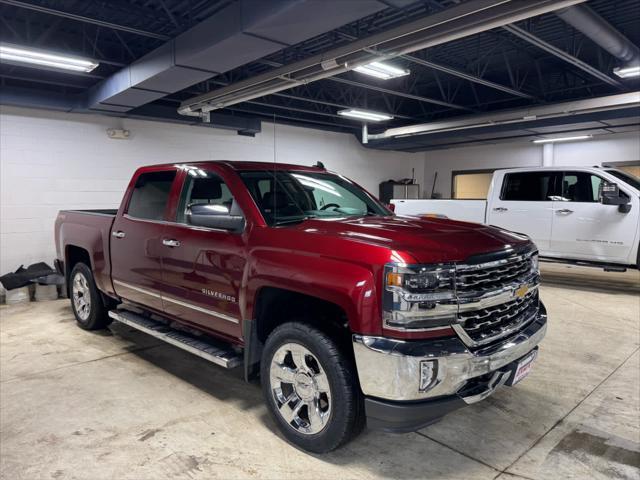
xmin=187 ymin=203 xmax=245 ymax=232
xmin=600 ymin=182 xmax=631 ymax=213
xmin=618 ymin=203 xmax=632 ymax=214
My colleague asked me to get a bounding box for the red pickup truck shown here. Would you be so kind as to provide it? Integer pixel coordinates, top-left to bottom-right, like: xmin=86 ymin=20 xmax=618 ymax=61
xmin=55 ymin=161 xmax=546 ymax=453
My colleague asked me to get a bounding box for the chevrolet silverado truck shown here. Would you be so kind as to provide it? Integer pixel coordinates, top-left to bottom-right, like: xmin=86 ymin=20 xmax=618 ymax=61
xmin=393 ymin=166 xmax=640 ymax=271
xmin=55 ymin=161 xmax=546 ymax=453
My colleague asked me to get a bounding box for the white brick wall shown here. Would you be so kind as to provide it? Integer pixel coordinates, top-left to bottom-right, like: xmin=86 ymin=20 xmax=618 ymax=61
xmin=0 ymin=106 xmax=424 ymax=274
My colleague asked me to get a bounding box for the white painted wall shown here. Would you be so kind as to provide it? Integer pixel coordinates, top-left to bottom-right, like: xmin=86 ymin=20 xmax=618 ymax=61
xmin=423 ymin=132 xmax=640 ymax=198
xmin=0 ymin=106 xmax=423 ymax=274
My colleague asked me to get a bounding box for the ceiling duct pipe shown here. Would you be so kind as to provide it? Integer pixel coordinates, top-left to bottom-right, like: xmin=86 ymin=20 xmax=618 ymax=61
xmin=81 ymin=0 xmax=412 ymax=116
xmin=555 ymin=5 xmax=640 ymax=63
xmin=366 ymin=91 xmax=640 ymax=140
xmin=179 ymin=0 xmax=587 ymax=117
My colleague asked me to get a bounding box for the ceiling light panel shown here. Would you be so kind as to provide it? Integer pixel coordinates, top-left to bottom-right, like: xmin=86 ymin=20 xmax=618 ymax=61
xmin=0 ymin=44 xmax=99 ymax=73
xmin=353 ymin=61 xmax=410 ymax=80
xmin=532 ymin=135 xmax=593 ymax=144
xmin=337 ymin=109 xmax=394 ymax=122
xmin=613 ymin=65 xmax=640 ymax=78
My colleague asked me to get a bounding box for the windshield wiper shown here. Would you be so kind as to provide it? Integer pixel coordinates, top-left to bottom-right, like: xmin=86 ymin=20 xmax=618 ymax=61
xmin=273 ymin=215 xmax=316 ymax=226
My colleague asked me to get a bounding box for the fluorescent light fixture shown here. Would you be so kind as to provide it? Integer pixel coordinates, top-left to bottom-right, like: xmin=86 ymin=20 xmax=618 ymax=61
xmin=353 ymin=61 xmax=409 ymax=80
xmin=613 ymin=65 xmax=640 ymax=78
xmin=532 ymin=135 xmax=592 ymax=144
xmin=0 ymin=44 xmax=99 ymax=73
xmin=337 ymin=108 xmax=393 ymax=122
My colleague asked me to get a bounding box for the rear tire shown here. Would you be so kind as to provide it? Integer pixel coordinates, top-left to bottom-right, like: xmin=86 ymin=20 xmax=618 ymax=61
xmin=69 ymin=263 xmax=112 ymax=330
xmin=261 ymin=322 xmax=363 ymax=453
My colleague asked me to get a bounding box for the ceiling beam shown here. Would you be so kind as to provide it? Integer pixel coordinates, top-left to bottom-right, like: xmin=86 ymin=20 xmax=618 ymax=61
xmin=502 ymin=24 xmax=624 ymax=90
xmin=209 ymin=63 xmax=417 ymax=119
xmin=186 ymin=84 xmax=418 ymax=121
xmin=0 ymin=15 xmax=23 ymax=41
xmin=0 ymin=73 xmax=88 ymax=89
xmin=158 ymin=0 xmax=181 ymax=30
xmin=334 ymin=32 xmax=536 ymax=101
xmin=222 ymin=106 xmax=361 ymax=131
xmin=327 ymin=77 xmax=473 ymax=111
xmin=401 ymin=54 xmax=536 ymax=99
xmin=0 ymin=0 xmax=170 ymax=40
xmin=256 ymin=59 xmax=469 ymax=112
xmin=178 ymin=97 xmax=362 ymax=130
xmin=246 ymin=100 xmax=360 ymax=121
xmin=273 ymin=92 xmax=416 ymax=120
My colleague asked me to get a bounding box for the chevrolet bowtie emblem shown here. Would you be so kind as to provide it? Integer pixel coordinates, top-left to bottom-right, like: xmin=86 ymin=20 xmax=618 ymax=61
xmin=515 ymin=285 xmax=529 ymax=299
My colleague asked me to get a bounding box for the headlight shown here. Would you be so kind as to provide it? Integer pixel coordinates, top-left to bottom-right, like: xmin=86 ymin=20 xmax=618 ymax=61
xmin=383 ymin=263 xmax=456 ymax=331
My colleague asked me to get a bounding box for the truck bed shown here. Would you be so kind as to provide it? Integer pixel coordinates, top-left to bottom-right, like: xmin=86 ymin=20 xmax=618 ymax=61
xmin=391 ymin=199 xmax=487 ymax=224
xmin=55 ymin=209 xmax=118 ymax=295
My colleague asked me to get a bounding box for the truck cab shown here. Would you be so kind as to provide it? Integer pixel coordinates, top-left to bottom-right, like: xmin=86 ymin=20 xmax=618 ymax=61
xmin=487 ymin=167 xmax=640 ymax=267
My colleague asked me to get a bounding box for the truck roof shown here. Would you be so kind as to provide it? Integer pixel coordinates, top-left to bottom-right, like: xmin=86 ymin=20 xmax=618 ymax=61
xmin=496 ymin=166 xmax=616 ymax=173
xmin=145 ymin=160 xmax=326 ymax=172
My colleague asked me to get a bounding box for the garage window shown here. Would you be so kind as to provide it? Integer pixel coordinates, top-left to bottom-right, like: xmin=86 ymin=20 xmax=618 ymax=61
xmin=452 ymin=172 xmax=493 ymax=199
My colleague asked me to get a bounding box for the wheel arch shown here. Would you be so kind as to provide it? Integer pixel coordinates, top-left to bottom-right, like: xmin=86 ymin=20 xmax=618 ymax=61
xmin=243 ymin=286 xmax=353 ymax=382
xmin=65 ymin=245 xmax=92 ymax=288
xmin=65 ymin=245 xmax=117 ymax=307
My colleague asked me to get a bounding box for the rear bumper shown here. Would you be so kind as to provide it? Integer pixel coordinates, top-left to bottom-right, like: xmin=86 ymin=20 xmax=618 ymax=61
xmin=353 ymin=303 xmax=547 ymax=431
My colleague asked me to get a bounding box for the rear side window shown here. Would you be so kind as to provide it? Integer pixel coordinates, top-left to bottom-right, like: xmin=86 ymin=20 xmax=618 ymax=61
xmin=127 ymin=170 xmax=176 ymax=220
xmin=501 ymin=172 xmax=555 ymax=201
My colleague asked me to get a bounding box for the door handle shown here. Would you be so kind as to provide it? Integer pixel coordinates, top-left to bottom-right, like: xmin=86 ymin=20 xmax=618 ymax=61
xmin=111 ymin=231 xmax=126 ymax=238
xmin=162 ymin=239 xmax=181 ymax=248
xmin=555 ymin=208 xmax=574 ymax=214
xmin=493 ymin=207 xmax=508 ymax=212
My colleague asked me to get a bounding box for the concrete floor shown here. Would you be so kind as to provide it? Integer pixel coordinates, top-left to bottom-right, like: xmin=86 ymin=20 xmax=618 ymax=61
xmin=1 ymin=264 xmax=638 ymax=480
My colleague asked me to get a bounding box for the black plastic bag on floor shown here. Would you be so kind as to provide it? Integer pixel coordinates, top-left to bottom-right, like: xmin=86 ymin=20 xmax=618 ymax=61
xmin=0 ymin=262 xmax=56 ymax=290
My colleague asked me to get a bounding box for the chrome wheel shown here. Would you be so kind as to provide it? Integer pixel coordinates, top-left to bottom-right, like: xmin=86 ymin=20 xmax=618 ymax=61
xmin=269 ymin=342 xmax=332 ymax=435
xmin=72 ymin=272 xmax=91 ymax=321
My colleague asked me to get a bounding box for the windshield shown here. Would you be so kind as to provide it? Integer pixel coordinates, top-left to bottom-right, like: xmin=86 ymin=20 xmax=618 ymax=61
xmin=605 ymin=169 xmax=640 ymax=191
xmin=239 ymin=170 xmax=390 ymax=225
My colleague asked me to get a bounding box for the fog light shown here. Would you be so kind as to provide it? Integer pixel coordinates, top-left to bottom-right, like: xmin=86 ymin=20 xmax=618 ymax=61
xmin=419 ymin=360 xmax=438 ymax=392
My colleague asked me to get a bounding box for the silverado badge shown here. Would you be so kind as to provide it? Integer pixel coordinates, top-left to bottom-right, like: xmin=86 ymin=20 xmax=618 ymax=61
xmin=515 ymin=285 xmax=529 ymax=299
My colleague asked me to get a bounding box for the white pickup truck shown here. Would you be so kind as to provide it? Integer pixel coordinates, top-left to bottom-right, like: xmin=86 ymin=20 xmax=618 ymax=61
xmin=393 ymin=167 xmax=640 ymax=270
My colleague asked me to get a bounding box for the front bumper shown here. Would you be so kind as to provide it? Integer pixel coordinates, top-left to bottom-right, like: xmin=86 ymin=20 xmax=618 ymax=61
xmin=353 ymin=303 xmax=547 ymax=432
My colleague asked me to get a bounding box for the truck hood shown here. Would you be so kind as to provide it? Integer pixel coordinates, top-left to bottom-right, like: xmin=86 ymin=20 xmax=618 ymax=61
xmin=291 ymin=215 xmax=531 ymax=264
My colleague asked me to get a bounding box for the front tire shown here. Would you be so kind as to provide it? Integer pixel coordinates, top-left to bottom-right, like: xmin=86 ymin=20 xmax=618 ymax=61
xmin=261 ymin=322 xmax=363 ymax=453
xmin=69 ymin=263 xmax=112 ymax=330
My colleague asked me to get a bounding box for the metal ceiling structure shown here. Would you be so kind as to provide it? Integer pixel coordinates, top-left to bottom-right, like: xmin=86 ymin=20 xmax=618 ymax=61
xmin=0 ymin=0 xmax=638 ymax=151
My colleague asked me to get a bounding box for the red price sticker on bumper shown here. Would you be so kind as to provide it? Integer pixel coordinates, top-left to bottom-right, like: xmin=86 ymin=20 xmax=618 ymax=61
xmin=513 ymin=350 xmax=537 ymax=385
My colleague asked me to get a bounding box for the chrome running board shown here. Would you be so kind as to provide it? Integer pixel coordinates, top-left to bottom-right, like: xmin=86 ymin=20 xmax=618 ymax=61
xmin=108 ymin=309 xmax=242 ymax=369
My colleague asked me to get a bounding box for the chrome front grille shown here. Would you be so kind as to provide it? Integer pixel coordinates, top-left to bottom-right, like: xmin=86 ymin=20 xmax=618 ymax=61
xmin=457 ymin=290 xmax=538 ymax=346
xmin=453 ymin=249 xmax=540 ymax=348
xmin=456 ymin=254 xmax=533 ymax=293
